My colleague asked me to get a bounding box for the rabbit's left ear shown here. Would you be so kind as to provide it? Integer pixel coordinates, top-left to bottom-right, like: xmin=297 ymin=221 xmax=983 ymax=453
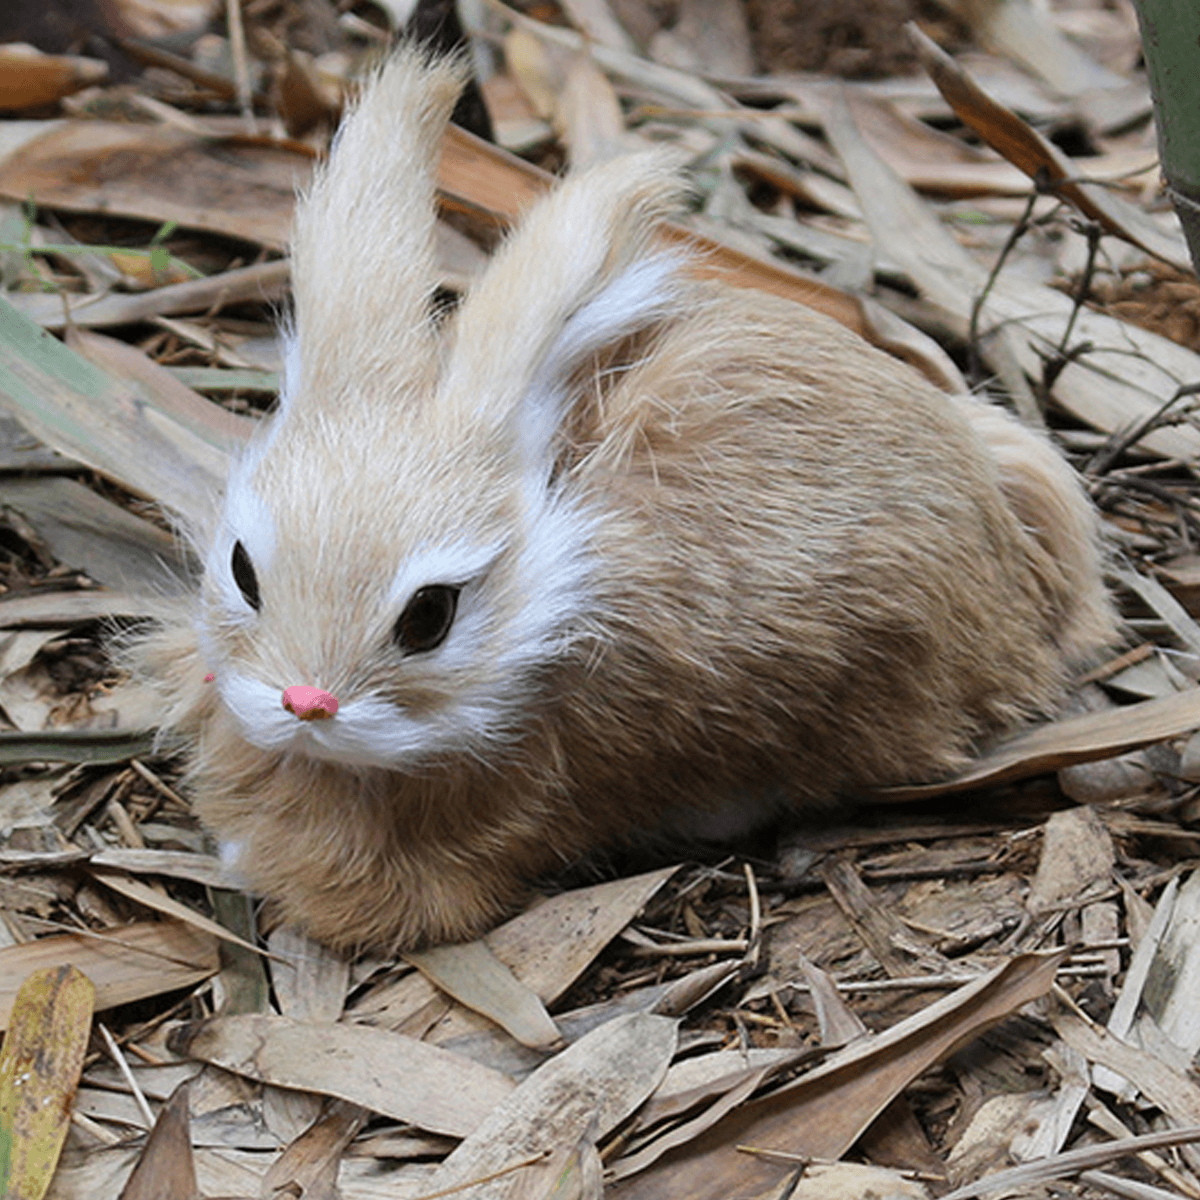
xmin=440 ymin=152 xmax=689 ymax=475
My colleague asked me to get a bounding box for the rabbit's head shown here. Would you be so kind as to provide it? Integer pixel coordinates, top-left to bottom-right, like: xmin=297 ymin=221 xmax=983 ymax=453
xmin=198 ymin=49 xmax=689 ymax=771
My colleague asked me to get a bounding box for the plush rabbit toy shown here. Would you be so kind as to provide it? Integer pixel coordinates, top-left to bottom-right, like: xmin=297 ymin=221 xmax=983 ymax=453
xmin=127 ymin=48 xmax=1115 ymax=952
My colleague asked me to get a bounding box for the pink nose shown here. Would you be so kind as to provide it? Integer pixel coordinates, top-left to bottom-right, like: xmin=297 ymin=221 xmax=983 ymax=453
xmin=282 ymin=686 xmax=339 ymax=721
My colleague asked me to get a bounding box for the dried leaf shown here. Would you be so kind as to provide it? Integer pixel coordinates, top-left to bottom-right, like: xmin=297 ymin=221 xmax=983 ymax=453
xmin=0 ymin=965 xmax=94 ymax=1200
xmin=406 ymin=940 xmax=562 ymax=1051
xmin=89 ymin=868 xmax=267 ymax=961
xmin=909 ymin=25 xmax=1189 ymax=271
xmin=268 ymin=925 xmax=349 ymax=1025
xmin=117 ymin=1082 xmax=197 ymax=1200
xmin=880 ymin=689 xmax=1200 ymax=801
xmin=610 ymin=951 xmax=1065 ymax=1199
xmin=0 ymin=920 xmax=217 ymax=1031
xmin=0 ymin=296 xmax=228 ymax=530
xmin=169 ymin=1012 xmax=515 ymax=1137
xmin=0 ymin=122 xmax=310 ymax=250
xmin=0 ymin=47 xmax=107 ymax=112
xmin=425 ymin=1013 xmax=678 ymax=1199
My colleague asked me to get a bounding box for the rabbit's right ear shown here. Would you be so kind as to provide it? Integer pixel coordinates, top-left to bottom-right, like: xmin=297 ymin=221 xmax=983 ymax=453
xmin=288 ymin=49 xmax=467 ymax=405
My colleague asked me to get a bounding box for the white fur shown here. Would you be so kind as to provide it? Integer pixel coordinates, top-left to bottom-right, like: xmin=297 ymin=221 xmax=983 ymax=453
xmin=208 ymin=481 xmax=276 ymax=622
xmin=218 ymin=670 xmax=516 ymax=767
xmin=519 ymin=254 xmax=684 ymax=472
xmin=386 ymin=540 xmax=505 ymax=609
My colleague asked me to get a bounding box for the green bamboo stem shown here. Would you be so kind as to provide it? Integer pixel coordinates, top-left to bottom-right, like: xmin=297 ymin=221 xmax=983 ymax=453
xmin=1133 ymin=0 xmax=1200 ymax=277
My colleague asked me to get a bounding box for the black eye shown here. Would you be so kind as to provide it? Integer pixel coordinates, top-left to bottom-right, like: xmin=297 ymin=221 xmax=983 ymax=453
xmin=394 ymin=585 xmax=458 ymax=654
xmin=231 ymin=540 xmax=261 ymax=611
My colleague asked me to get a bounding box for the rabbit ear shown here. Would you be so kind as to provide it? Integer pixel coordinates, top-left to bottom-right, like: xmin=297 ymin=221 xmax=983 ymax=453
xmin=441 ymin=152 xmax=688 ymax=473
xmin=288 ymin=49 xmax=467 ymax=404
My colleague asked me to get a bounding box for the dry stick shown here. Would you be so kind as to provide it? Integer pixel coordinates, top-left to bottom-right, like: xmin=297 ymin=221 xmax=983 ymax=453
xmin=968 ymin=187 xmax=1039 ymax=383
xmin=226 ymin=0 xmax=255 ymax=130
xmin=1042 ymin=218 xmax=1103 ymax=398
xmin=97 ymin=1022 xmax=155 ymax=1128
xmin=1089 ymin=381 xmax=1200 ymax=476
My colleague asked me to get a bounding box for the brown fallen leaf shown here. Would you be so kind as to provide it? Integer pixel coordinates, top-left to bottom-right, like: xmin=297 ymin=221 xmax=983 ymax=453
xmin=0 ymin=122 xmax=311 ymax=250
xmin=0 ymin=45 xmax=107 ymax=112
xmin=117 ymin=1082 xmax=197 ymax=1200
xmin=609 ymin=950 xmax=1066 ymax=1199
xmin=436 ymin=124 xmax=875 ymax=343
xmin=168 ymin=1012 xmax=515 ymax=1138
xmin=0 ymin=920 xmax=217 ymax=1031
xmin=909 ymin=24 xmax=1188 ymax=272
xmin=259 ymin=1097 xmax=365 ymax=1200
xmin=405 ymin=939 xmax=563 ymax=1051
xmin=878 ymin=688 xmax=1200 ymax=801
xmin=424 ymin=1012 xmax=677 ymax=1199
xmin=0 ymin=295 xmax=230 ymax=531
xmin=0 ymin=965 xmax=95 ymax=1200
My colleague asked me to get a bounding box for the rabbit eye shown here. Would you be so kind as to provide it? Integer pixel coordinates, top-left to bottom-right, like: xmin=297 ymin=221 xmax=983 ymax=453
xmin=394 ymin=585 xmax=458 ymax=654
xmin=231 ymin=540 xmax=261 ymax=611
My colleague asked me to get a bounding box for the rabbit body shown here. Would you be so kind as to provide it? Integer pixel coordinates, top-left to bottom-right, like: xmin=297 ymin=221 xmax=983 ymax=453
xmin=128 ymin=51 xmax=1116 ymax=952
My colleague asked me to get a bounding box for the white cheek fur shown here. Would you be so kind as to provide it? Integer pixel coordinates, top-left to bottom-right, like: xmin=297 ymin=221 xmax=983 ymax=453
xmin=217 ymin=670 xmax=514 ymax=768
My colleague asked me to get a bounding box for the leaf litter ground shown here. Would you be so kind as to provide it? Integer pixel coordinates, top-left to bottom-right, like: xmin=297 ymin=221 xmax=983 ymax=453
xmin=3 ymin=0 xmax=1200 ymax=1196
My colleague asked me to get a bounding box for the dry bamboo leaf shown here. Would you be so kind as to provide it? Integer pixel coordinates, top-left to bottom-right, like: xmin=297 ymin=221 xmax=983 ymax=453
xmin=1056 ymin=1011 xmax=1200 ymax=1125
xmin=116 ymin=1082 xmax=197 ymax=1200
xmin=815 ymin=87 xmax=1200 ymax=460
xmin=436 ymin=125 xmax=873 ymax=341
xmin=1027 ymin=806 xmax=1115 ymax=914
xmin=66 ymin=330 xmax=254 ymax=453
xmin=88 ymin=868 xmax=266 ymax=961
xmin=406 ymin=940 xmax=562 ymax=1051
xmin=608 ymin=1059 xmax=775 ymax=1182
xmin=909 ymin=25 xmax=1189 ymax=271
xmin=169 ymin=1013 xmax=515 ymax=1138
xmin=0 ymin=47 xmax=108 ymax=112
xmin=555 ymin=0 xmax=636 ymax=53
xmin=487 ymin=866 xmax=679 ymax=1005
xmin=8 ymin=260 xmax=292 ymax=332
xmin=0 ymin=592 xmax=155 ymax=629
xmin=1138 ymin=871 xmax=1200 ymax=1066
xmin=652 ymin=0 xmax=754 ymax=75
xmin=260 ymin=1097 xmax=365 ymax=1200
xmin=89 ymin=849 xmax=240 ymax=890
xmin=424 ymin=1012 xmax=677 ymax=1199
xmin=353 ymin=867 xmax=677 ymax=1041
xmin=556 ymin=52 xmax=626 ymax=170
xmin=939 ymin=1124 xmax=1200 ymax=1200
xmin=609 ymin=950 xmax=1066 ymax=1200
xmin=0 ymin=297 xmax=227 ymax=530
xmin=0 ymin=122 xmax=310 ymax=250
xmin=879 ymin=689 xmax=1200 ymax=801
xmin=933 ymin=0 xmax=1125 ymax=96
xmin=0 ymin=965 xmax=94 ymax=1200
xmin=268 ymin=925 xmax=349 ymax=1025
xmin=0 ymin=920 xmax=218 ymax=1031
xmin=0 ymin=477 xmax=184 ymax=594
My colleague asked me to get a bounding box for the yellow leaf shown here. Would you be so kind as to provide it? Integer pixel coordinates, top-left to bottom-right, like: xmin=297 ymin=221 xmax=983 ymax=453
xmin=0 ymin=966 xmax=95 ymax=1200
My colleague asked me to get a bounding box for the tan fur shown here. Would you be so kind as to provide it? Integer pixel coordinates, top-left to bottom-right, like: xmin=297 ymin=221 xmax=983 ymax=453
xmin=121 ymin=49 xmax=1117 ymax=953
